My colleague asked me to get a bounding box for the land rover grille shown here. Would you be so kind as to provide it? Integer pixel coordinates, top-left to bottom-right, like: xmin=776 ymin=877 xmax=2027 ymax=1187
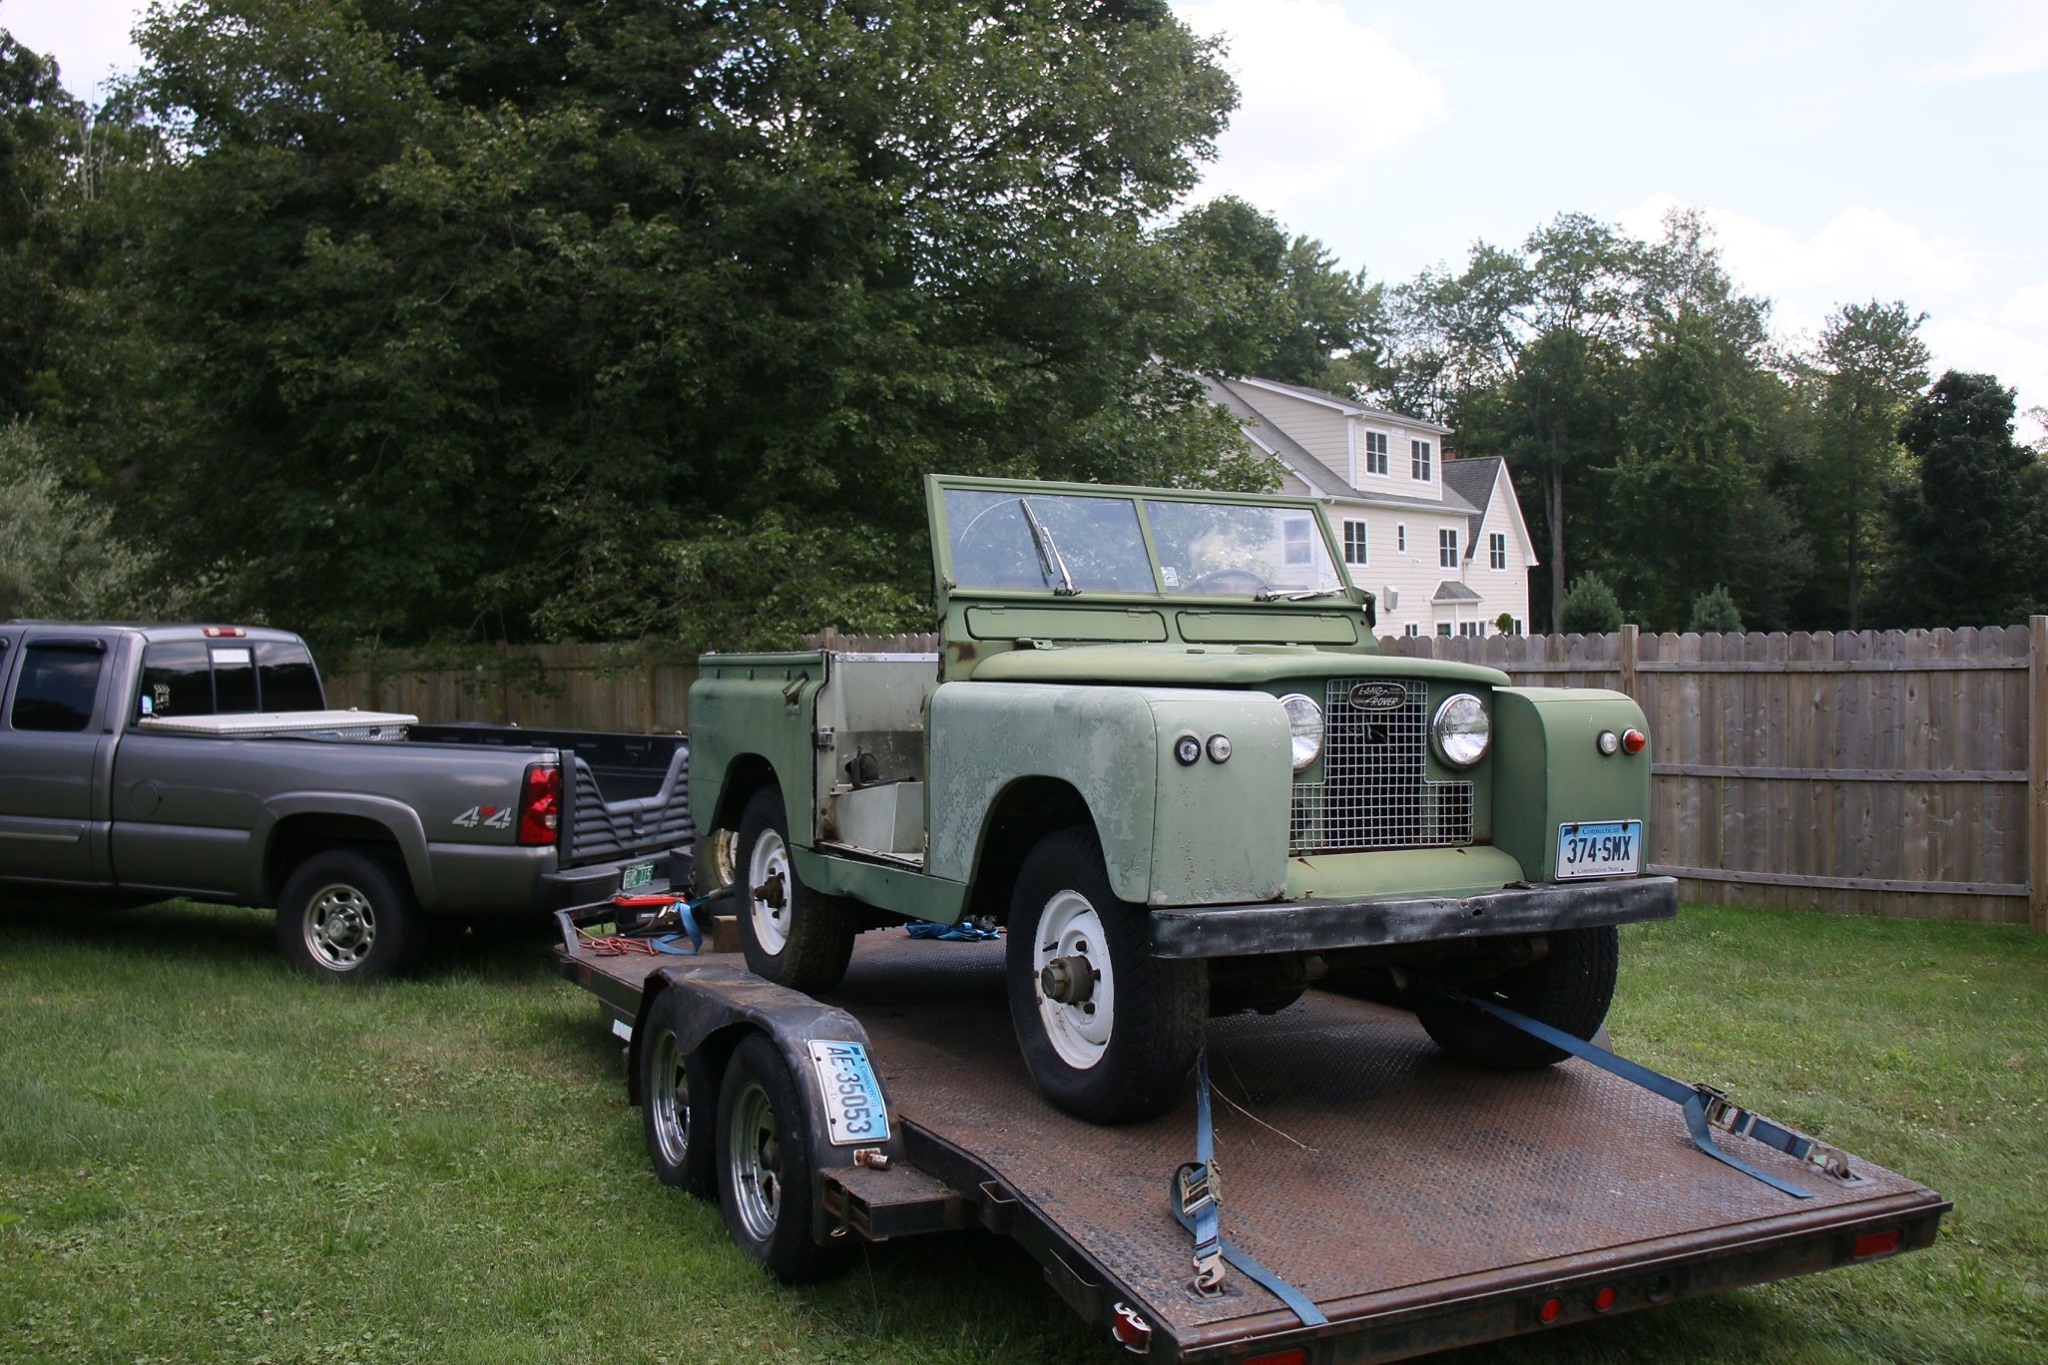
xmin=1288 ymin=679 xmax=1475 ymax=855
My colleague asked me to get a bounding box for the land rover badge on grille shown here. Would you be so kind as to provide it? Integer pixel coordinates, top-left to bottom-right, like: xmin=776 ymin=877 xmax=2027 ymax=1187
xmin=1348 ymin=681 xmax=1407 ymax=712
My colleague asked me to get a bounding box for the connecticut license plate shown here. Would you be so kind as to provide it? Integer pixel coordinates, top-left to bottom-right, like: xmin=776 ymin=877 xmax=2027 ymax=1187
xmin=806 ymin=1040 xmax=890 ymax=1145
xmin=1555 ymin=820 xmax=1643 ymax=879
xmin=619 ymin=859 xmax=655 ymax=893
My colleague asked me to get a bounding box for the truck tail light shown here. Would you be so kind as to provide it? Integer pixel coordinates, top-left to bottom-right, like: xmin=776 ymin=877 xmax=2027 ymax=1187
xmin=201 ymin=626 xmax=247 ymax=637
xmin=518 ymin=763 xmax=561 ymax=845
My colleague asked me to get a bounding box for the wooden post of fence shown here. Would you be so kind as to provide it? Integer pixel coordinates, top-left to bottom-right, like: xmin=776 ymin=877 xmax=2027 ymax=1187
xmin=2031 ymin=615 xmax=2048 ymax=933
xmin=1618 ymin=623 xmax=1639 ymax=704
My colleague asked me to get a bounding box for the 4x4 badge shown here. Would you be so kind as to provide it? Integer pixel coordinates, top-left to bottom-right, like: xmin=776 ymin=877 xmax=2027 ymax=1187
xmin=1348 ymin=681 xmax=1407 ymax=712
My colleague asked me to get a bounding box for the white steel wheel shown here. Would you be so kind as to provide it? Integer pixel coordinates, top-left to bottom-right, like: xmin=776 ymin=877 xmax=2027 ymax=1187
xmin=1030 ymin=891 xmax=1115 ymax=1070
xmin=745 ymin=826 xmax=793 ymax=955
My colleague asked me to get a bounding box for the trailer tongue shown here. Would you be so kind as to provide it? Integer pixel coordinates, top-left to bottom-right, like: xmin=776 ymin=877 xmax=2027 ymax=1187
xmin=559 ymin=926 xmax=1947 ymax=1363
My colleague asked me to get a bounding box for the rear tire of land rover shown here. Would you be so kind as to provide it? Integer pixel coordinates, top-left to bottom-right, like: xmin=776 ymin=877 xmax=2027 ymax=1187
xmin=276 ymin=848 xmax=423 ymax=982
xmin=735 ymin=786 xmax=858 ymax=994
xmin=1006 ymin=826 xmax=1205 ymax=1124
xmin=1414 ymin=925 xmax=1618 ymax=1069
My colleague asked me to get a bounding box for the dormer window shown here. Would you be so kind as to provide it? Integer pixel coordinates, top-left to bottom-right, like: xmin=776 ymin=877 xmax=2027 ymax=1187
xmin=1363 ymin=431 xmax=1389 ymax=476
xmin=1411 ymin=440 xmax=1433 ymax=481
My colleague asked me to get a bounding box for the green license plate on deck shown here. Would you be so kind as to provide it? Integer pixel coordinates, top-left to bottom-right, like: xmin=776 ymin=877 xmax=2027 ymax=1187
xmin=620 ymin=859 xmax=655 ymax=893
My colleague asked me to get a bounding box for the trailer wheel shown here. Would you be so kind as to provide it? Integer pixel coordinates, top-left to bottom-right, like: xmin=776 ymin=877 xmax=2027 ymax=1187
xmin=276 ymin=848 xmax=422 ymax=981
xmin=715 ymin=1033 xmax=843 ymax=1283
xmin=640 ymin=989 xmax=714 ymax=1196
xmin=1415 ymin=925 xmax=1619 ymax=1069
xmin=735 ymin=787 xmax=857 ymax=993
xmin=1006 ymin=826 xmax=1205 ymax=1124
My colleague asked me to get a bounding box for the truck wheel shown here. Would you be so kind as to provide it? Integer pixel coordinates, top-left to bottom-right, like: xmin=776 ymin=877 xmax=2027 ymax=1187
xmin=734 ymin=787 xmax=857 ymax=994
xmin=276 ymin=848 xmax=423 ymax=981
xmin=1414 ymin=926 xmax=1619 ymax=1069
xmin=715 ymin=1032 xmax=844 ymax=1283
xmin=640 ymin=988 xmax=714 ymax=1196
xmin=1006 ymin=826 xmax=1205 ymax=1124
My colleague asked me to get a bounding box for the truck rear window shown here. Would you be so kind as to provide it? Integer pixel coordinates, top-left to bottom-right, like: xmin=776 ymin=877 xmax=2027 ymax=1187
xmin=138 ymin=639 xmax=325 ymax=721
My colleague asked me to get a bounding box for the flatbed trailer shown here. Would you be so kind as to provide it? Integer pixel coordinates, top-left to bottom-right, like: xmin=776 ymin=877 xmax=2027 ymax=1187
xmin=557 ymin=925 xmax=1948 ymax=1364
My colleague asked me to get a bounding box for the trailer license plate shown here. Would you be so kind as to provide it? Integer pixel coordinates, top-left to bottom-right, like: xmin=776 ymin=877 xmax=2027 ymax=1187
xmin=620 ymin=859 xmax=655 ymax=893
xmin=1556 ymin=821 xmax=1642 ymax=878
xmin=807 ymin=1040 xmax=890 ymax=1145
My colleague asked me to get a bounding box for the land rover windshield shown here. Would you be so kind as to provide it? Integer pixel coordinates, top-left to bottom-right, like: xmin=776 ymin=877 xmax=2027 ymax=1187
xmin=941 ymin=487 xmax=1345 ymax=598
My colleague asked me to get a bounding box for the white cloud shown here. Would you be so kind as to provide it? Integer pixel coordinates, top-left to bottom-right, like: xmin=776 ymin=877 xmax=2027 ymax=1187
xmin=1618 ymin=193 xmax=1981 ymax=307
xmin=2004 ymin=276 xmax=2048 ymax=329
xmin=1172 ymin=0 xmax=1447 ymax=214
xmin=3 ymin=0 xmax=147 ymax=98
xmin=1914 ymin=0 xmax=2048 ymax=81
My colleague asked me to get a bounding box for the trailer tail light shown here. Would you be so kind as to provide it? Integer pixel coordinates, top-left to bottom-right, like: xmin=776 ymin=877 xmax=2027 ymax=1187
xmin=1592 ymin=1285 xmax=1618 ymax=1312
xmin=518 ymin=763 xmax=561 ymax=845
xmin=1110 ymin=1302 xmax=1152 ymax=1352
xmin=1621 ymin=727 xmax=1646 ymax=754
xmin=1241 ymin=1351 xmax=1307 ymax=1365
xmin=1536 ymin=1296 xmax=1564 ymax=1325
xmin=201 ymin=626 xmax=247 ymax=638
xmin=1852 ymin=1229 xmax=1902 ymax=1259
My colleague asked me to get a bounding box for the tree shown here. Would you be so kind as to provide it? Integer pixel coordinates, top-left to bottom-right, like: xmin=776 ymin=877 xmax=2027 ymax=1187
xmin=1687 ymin=584 xmax=1743 ymax=633
xmin=0 ymin=32 xmax=86 ymax=420
xmin=1558 ymin=572 xmax=1621 ymax=633
xmin=1879 ymin=371 xmax=2046 ymax=626
xmin=1162 ymin=196 xmax=1383 ymax=388
xmin=1791 ymin=301 xmax=1930 ymax=628
xmin=0 ymin=422 xmax=180 ymax=618
xmin=80 ymin=0 xmax=1248 ymax=650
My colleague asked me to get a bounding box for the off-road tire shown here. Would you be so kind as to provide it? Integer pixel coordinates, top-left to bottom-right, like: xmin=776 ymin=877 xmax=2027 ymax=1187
xmin=1006 ymin=826 xmax=1206 ymax=1124
xmin=734 ymin=787 xmax=859 ymax=993
xmin=714 ymin=1033 xmax=846 ymax=1283
xmin=1414 ymin=926 xmax=1619 ymax=1069
xmin=640 ymin=987 xmax=715 ymax=1196
xmin=275 ymin=848 xmax=423 ymax=981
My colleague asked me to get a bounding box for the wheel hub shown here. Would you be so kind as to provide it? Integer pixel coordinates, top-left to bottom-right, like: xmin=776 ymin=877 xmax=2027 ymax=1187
xmin=1040 ymin=953 xmax=1096 ymax=1005
xmin=306 ymin=884 xmax=376 ymax=969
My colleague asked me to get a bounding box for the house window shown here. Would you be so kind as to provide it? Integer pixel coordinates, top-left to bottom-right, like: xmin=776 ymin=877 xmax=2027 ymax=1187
xmin=1397 ymin=524 xmax=1406 ymax=553
xmin=1489 ymin=532 xmax=1506 ymax=570
xmin=1412 ymin=440 xmax=1432 ymax=481
xmin=1363 ymin=431 xmax=1389 ymax=476
xmin=1436 ymin=623 xmax=1453 ymax=637
xmin=1282 ymin=517 xmax=1311 ymax=565
xmin=1342 ymin=520 xmax=1368 ymax=565
xmin=1458 ymin=622 xmax=1482 ymax=637
xmin=1439 ymin=528 xmax=1458 ymax=568
xmin=1404 ymin=624 xmax=1419 ymax=638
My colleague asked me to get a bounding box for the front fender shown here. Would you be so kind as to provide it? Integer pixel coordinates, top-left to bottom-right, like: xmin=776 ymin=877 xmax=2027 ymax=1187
xmin=928 ymin=682 xmax=1290 ymax=906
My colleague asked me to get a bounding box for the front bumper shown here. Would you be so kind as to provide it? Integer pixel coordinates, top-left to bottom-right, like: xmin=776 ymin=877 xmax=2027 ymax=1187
xmin=1149 ymin=875 xmax=1677 ymax=959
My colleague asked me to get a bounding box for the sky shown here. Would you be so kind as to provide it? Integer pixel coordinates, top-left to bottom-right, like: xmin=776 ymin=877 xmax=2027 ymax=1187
xmin=7 ymin=0 xmax=2046 ymax=438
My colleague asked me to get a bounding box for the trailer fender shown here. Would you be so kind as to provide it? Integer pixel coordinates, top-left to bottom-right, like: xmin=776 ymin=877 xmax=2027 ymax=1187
xmin=631 ymin=961 xmax=906 ymax=1244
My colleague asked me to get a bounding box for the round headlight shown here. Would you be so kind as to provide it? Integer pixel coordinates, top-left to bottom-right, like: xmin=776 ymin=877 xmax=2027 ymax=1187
xmin=1279 ymin=693 xmax=1322 ymax=771
xmin=1432 ymin=692 xmax=1490 ymax=767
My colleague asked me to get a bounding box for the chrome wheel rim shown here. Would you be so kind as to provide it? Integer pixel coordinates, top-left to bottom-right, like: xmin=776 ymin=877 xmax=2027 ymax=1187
xmin=728 ymin=1079 xmax=781 ymax=1242
xmin=747 ymin=829 xmax=792 ymax=954
xmin=303 ymin=882 xmax=376 ymax=971
xmin=648 ymin=1029 xmax=690 ymax=1169
xmin=1032 ymin=890 xmax=1113 ymax=1070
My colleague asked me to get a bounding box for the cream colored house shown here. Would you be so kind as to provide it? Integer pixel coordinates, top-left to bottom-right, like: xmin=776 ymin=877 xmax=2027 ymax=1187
xmin=1202 ymin=376 xmax=1537 ymax=637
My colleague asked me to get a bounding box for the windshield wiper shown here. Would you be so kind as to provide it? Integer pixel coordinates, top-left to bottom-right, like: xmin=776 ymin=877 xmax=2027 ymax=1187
xmin=1018 ymin=497 xmax=1079 ymax=596
xmin=1255 ymin=587 xmax=1344 ymax=602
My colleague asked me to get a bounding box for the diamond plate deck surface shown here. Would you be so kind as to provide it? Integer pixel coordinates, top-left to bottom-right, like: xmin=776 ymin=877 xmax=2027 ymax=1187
xmin=812 ymin=930 xmax=1932 ymax=1335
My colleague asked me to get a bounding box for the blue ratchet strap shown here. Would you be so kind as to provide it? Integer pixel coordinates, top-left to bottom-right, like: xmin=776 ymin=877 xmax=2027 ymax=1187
xmin=1460 ymin=995 xmax=1850 ymax=1199
xmin=1170 ymin=1053 xmax=1329 ymax=1328
xmin=649 ymin=898 xmax=704 ymax=955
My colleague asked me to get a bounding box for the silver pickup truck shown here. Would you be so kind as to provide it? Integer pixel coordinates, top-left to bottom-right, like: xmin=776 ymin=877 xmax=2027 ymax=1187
xmin=0 ymin=621 xmax=692 ymax=978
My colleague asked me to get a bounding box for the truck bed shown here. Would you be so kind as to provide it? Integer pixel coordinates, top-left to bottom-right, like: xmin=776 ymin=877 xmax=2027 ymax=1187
xmin=562 ymin=932 xmax=1948 ymax=1363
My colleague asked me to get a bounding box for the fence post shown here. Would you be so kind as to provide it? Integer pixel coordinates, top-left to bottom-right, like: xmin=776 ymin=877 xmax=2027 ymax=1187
xmin=2031 ymin=615 xmax=2047 ymax=933
xmin=1618 ymin=623 xmax=1639 ymax=704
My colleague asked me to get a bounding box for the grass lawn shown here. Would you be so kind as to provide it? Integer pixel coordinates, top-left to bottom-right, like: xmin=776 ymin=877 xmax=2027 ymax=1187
xmin=1 ymin=900 xmax=2042 ymax=1364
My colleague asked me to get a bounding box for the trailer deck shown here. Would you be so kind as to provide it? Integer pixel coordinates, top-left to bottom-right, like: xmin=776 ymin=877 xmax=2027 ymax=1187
xmin=560 ymin=928 xmax=1948 ymax=1363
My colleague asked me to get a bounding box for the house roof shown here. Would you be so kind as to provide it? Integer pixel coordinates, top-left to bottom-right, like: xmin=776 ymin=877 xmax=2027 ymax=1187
xmin=1432 ymin=580 xmax=1483 ymax=604
xmin=1200 ymin=375 xmax=1478 ymax=517
xmin=1441 ymin=456 xmax=1504 ymax=558
xmin=1232 ymin=376 xmax=1454 ymax=435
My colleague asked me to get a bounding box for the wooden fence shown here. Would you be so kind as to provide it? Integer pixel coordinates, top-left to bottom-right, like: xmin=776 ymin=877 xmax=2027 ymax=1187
xmin=328 ymin=622 xmax=2048 ymax=930
xmin=1385 ymin=622 xmax=2045 ymax=930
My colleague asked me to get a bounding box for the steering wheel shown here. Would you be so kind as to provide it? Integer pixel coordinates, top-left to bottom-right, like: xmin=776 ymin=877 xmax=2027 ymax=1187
xmin=1186 ymin=568 xmax=1272 ymax=596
